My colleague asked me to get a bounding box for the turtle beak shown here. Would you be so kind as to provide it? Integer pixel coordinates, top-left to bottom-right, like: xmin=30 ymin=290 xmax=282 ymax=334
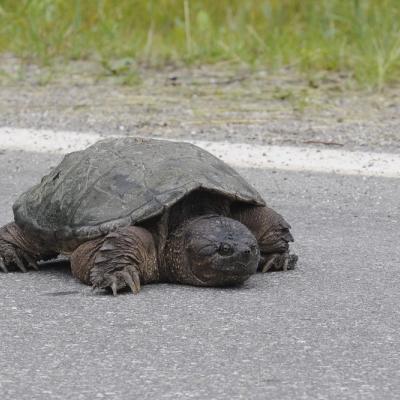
xmin=218 ymin=245 xmax=259 ymax=276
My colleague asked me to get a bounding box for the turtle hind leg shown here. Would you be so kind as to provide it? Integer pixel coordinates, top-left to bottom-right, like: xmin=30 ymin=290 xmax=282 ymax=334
xmin=0 ymin=222 xmax=49 ymax=272
xmin=70 ymin=226 xmax=158 ymax=296
xmin=231 ymin=204 xmax=298 ymax=272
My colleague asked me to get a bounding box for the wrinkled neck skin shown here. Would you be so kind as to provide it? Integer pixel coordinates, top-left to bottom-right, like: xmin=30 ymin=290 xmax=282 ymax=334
xmin=164 ymin=214 xmax=259 ymax=287
xmin=164 ymin=216 xmax=205 ymax=286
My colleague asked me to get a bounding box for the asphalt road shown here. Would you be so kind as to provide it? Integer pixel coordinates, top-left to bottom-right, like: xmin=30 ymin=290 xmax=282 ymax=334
xmin=0 ymin=148 xmax=399 ymax=400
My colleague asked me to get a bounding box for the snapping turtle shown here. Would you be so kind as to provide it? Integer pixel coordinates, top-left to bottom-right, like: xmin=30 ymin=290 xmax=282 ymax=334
xmin=0 ymin=137 xmax=297 ymax=295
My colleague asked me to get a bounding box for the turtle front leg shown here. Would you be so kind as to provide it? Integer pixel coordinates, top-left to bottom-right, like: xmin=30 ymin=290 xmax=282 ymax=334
xmin=0 ymin=222 xmax=52 ymax=272
xmin=231 ymin=205 xmax=298 ymax=272
xmin=70 ymin=226 xmax=158 ymax=296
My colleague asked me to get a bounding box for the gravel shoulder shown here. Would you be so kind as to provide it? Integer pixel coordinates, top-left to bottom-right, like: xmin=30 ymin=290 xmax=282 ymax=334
xmin=1 ymin=56 xmax=399 ymax=152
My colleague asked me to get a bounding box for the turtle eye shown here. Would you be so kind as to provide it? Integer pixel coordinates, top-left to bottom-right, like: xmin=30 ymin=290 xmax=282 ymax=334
xmin=218 ymin=243 xmax=234 ymax=256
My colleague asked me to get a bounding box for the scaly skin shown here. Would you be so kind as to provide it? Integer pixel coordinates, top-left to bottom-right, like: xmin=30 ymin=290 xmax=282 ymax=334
xmin=70 ymin=226 xmax=158 ymax=295
xmin=0 ymin=205 xmax=297 ymax=295
xmin=71 ymin=216 xmax=259 ymax=294
xmin=231 ymin=204 xmax=298 ymax=271
xmin=0 ymin=222 xmax=55 ymax=272
xmin=164 ymin=215 xmax=259 ymax=287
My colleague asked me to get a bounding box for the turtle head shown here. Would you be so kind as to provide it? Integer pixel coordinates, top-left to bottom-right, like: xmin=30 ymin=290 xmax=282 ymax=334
xmin=173 ymin=215 xmax=259 ymax=286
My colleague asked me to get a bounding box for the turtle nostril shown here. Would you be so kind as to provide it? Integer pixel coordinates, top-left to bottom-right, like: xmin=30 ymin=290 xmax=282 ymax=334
xmin=243 ymin=247 xmax=251 ymax=255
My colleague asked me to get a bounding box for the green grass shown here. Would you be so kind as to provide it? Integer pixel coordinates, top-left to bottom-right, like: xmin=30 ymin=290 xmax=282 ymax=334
xmin=1 ymin=0 xmax=400 ymax=87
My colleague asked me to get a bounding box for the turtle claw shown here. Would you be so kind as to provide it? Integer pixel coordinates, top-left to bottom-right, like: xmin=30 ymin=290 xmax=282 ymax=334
xmin=259 ymin=251 xmax=298 ymax=273
xmin=90 ymin=265 xmax=142 ymax=296
xmin=0 ymin=256 xmax=8 ymax=273
xmin=111 ymin=281 xmax=118 ymax=297
xmin=121 ymin=270 xmax=140 ymax=294
xmin=0 ymin=241 xmax=39 ymax=273
xmin=14 ymin=252 xmax=27 ymax=273
xmin=260 ymin=253 xmax=278 ymax=273
xmin=23 ymin=253 xmax=39 ymax=271
xmin=288 ymin=254 xmax=298 ymax=269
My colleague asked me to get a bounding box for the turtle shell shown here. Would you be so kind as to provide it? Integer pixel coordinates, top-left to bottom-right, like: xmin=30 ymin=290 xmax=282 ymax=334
xmin=13 ymin=137 xmax=265 ymax=244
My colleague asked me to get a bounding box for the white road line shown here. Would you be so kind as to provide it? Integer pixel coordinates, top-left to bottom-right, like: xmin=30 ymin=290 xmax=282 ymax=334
xmin=1 ymin=127 xmax=399 ymax=178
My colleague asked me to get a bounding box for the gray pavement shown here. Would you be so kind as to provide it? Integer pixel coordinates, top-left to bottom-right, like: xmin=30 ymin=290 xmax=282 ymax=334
xmin=1 ymin=149 xmax=399 ymax=399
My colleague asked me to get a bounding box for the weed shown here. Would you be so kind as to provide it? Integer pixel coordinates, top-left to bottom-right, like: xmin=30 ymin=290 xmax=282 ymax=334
xmin=1 ymin=0 xmax=400 ymax=87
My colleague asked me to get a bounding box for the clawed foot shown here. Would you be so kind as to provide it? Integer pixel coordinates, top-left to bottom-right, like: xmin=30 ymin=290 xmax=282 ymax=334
xmin=90 ymin=264 xmax=141 ymax=296
xmin=0 ymin=240 xmax=39 ymax=273
xmin=259 ymin=252 xmax=298 ymax=273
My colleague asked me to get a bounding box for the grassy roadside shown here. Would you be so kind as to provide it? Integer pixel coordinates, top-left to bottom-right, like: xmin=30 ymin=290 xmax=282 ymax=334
xmin=1 ymin=0 xmax=400 ymax=88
